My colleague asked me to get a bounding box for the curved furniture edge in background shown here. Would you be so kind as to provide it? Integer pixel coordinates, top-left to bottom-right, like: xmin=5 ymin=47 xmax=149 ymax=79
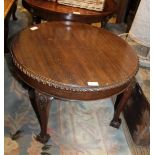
xmin=22 ymin=0 xmax=117 ymax=25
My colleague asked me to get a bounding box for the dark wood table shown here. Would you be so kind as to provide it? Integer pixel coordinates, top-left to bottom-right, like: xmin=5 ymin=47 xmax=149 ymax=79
xmin=11 ymin=21 xmax=138 ymax=143
xmin=4 ymin=0 xmax=17 ymax=53
xmin=22 ymin=0 xmax=117 ymax=26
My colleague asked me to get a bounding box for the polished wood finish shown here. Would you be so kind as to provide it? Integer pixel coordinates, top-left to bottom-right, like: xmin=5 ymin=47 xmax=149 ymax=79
xmin=22 ymin=0 xmax=117 ymax=24
xmin=11 ymin=21 xmax=138 ymax=143
xmin=4 ymin=0 xmax=17 ymax=53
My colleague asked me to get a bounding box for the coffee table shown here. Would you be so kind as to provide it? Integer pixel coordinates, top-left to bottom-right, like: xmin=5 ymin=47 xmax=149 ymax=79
xmin=11 ymin=21 xmax=138 ymax=143
xmin=22 ymin=0 xmax=117 ymax=25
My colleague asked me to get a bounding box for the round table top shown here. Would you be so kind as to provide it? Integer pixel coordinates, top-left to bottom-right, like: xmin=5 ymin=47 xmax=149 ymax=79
xmin=11 ymin=21 xmax=138 ymax=100
xmin=22 ymin=0 xmax=117 ymax=23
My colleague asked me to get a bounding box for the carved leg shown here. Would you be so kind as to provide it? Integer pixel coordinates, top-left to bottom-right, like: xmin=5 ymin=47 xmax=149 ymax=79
xmin=29 ymin=89 xmax=53 ymax=143
xmin=12 ymin=2 xmax=18 ymax=21
xmin=110 ymin=83 xmax=133 ymax=128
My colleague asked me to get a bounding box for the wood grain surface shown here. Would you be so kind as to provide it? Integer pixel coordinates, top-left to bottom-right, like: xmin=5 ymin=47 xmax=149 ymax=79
xmin=11 ymin=21 xmax=138 ymax=100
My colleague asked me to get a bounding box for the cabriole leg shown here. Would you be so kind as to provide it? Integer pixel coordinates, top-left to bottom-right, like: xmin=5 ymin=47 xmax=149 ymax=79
xmin=110 ymin=83 xmax=133 ymax=128
xmin=29 ymin=89 xmax=53 ymax=143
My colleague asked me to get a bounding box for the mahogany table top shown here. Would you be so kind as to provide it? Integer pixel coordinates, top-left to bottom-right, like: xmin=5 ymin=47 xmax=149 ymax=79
xmin=11 ymin=21 xmax=138 ymax=100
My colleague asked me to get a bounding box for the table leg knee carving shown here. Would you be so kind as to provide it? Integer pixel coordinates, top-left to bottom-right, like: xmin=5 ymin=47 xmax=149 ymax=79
xmin=29 ymin=89 xmax=52 ymax=143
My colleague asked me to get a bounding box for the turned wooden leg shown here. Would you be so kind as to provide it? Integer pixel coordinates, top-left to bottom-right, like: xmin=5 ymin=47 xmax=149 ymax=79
xmin=12 ymin=2 xmax=18 ymax=21
xmin=29 ymin=89 xmax=53 ymax=143
xmin=110 ymin=83 xmax=133 ymax=128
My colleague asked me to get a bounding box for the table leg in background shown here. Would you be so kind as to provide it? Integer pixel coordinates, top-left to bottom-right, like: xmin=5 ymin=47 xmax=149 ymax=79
xmin=110 ymin=83 xmax=133 ymax=128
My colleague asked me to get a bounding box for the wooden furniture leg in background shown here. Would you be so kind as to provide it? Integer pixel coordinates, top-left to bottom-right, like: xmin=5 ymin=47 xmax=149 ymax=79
xmin=29 ymin=89 xmax=53 ymax=143
xmin=110 ymin=83 xmax=133 ymax=128
xmin=123 ymin=82 xmax=150 ymax=146
xmin=116 ymin=0 xmax=129 ymax=23
xmin=12 ymin=1 xmax=18 ymax=21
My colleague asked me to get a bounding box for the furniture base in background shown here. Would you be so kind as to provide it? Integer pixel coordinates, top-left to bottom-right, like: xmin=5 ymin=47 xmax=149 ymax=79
xmin=123 ymin=82 xmax=150 ymax=146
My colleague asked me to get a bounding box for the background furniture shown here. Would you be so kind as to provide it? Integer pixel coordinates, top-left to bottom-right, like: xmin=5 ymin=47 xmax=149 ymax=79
xmin=11 ymin=21 xmax=138 ymax=143
xmin=116 ymin=0 xmax=141 ymax=26
xmin=4 ymin=0 xmax=17 ymax=53
xmin=22 ymin=0 xmax=117 ymax=26
xmin=124 ymin=81 xmax=150 ymax=146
